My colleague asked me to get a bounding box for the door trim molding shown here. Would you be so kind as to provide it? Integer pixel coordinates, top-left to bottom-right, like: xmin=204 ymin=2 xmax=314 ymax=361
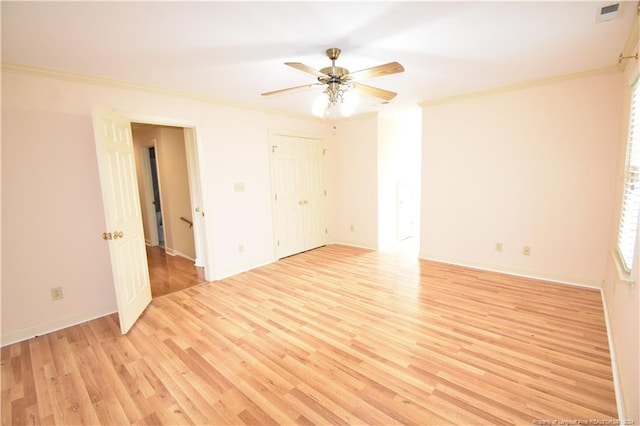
xmin=124 ymin=112 xmax=214 ymax=281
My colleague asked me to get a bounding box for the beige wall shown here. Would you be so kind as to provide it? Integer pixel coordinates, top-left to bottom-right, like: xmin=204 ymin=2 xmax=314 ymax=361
xmin=326 ymin=114 xmax=379 ymax=248
xmin=603 ymin=36 xmax=640 ymax=422
xmin=420 ymin=71 xmax=623 ymax=286
xmin=2 ymin=105 xmax=117 ymax=340
xmin=157 ymin=126 xmax=195 ymax=260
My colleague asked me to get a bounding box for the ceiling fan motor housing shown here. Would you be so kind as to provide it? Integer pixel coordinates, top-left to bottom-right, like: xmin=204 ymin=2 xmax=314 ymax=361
xmin=318 ymin=66 xmax=350 ymax=83
xmin=320 ymin=48 xmax=349 ymax=83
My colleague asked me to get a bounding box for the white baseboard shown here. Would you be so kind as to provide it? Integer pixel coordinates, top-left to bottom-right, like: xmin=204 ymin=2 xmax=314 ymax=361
xmin=419 ymin=253 xmax=602 ymax=289
xmin=215 ymin=259 xmax=275 ymax=281
xmin=165 ymin=248 xmax=195 ymax=262
xmin=1 ymin=308 xmax=117 ymax=347
xmin=600 ymin=289 xmax=627 ymax=421
xmin=329 ymin=241 xmax=378 ymax=251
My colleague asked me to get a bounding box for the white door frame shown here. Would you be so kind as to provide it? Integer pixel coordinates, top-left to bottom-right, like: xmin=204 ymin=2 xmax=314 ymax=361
xmin=183 ymin=127 xmax=205 ymax=267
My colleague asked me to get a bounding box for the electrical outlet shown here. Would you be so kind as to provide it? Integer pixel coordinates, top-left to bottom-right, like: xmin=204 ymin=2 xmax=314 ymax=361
xmin=523 ymin=246 xmax=531 ymax=256
xmin=495 ymin=242 xmax=503 ymax=252
xmin=238 ymin=244 xmax=244 ymax=253
xmin=50 ymin=286 xmax=63 ymax=301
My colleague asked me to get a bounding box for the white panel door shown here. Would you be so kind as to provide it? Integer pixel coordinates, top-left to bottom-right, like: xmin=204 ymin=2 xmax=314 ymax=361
xmin=92 ymin=106 xmax=151 ymax=334
xmin=300 ymin=139 xmax=326 ymax=250
xmin=271 ymin=135 xmax=326 ymax=259
xmin=272 ymin=137 xmax=305 ymax=258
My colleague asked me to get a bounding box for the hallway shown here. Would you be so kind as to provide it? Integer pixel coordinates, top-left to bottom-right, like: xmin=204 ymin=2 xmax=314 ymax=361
xmin=146 ymin=246 xmax=205 ymax=298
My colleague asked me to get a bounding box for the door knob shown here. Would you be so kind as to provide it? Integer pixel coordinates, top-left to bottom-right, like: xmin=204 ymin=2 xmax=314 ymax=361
xmin=104 ymin=231 xmax=123 ymax=240
xmin=303 ymin=200 xmax=309 ymax=205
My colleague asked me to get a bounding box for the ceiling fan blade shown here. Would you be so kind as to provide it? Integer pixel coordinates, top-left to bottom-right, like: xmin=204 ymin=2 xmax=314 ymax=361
xmin=261 ymin=83 xmax=321 ymax=97
xmin=351 ymin=83 xmax=397 ymax=101
xmin=345 ymin=62 xmax=404 ymax=81
xmin=285 ymin=62 xmax=328 ymax=78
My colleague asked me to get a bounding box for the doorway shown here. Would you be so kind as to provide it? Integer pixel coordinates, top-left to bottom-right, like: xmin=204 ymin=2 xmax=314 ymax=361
xmin=132 ymin=123 xmax=206 ymax=298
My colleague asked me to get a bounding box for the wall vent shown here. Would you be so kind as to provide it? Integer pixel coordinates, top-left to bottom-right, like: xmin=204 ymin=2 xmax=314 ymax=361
xmin=596 ymin=3 xmax=622 ymax=22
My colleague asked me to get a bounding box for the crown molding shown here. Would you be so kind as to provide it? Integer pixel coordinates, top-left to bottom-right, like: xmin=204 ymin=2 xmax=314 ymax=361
xmin=419 ymin=66 xmax=621 ymax=108
xmin=1 ymin=62 xmax=323 ymax=122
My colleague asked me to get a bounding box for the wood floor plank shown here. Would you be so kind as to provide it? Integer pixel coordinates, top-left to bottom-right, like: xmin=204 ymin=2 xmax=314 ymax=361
xmin=1 ymin=245 xmax=618 ymax=425
xmin=146 ymin=246 xmax=205 ymax=298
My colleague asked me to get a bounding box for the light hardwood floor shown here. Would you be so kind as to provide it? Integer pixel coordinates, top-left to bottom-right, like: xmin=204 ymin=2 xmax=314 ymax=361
xmin=1 ymin=245 xmax=617 ymax=425
xmin=146 ymin=246 xmax=205 ymax=298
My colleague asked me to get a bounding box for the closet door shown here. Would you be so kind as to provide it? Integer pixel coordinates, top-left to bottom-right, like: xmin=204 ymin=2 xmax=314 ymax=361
xmin=272 ymin=138 xmax=305 ymax=258
xmin=271 ymin=135 xmax=326 ymax=259
xmin=300 ymin=139 xmax=327 ymax=251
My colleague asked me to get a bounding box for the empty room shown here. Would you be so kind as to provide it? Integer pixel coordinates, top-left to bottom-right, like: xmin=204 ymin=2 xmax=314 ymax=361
xmin=1 ymin=1 xmax=638 ymax=425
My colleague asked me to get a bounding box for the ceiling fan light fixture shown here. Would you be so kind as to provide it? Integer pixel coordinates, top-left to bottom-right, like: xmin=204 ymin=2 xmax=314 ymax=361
xmin=264 ymin=47 xmax=404 ymax=118
xmin=311 ymin=82 xmax=357 ymax=119
xmin=312 ymin=92 xmax=330 ymax=117
xmin=325 ymin=82 xmax=351 ymax=105
xmin=312 ymin=87 xmax=358 ymax=119
xmin=340 ymin=90 xmax=359 ymax=117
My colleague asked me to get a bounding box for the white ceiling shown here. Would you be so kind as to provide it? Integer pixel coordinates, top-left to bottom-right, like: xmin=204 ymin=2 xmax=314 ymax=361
xmin=1 ymin=1 xmax=635 ymax=117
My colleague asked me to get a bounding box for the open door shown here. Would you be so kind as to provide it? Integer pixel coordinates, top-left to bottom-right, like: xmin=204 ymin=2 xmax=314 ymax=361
xmin=92 ymin=106 xmax=152 ymax=334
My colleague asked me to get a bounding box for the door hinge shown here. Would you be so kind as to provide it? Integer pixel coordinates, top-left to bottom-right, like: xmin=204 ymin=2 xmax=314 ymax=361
xmin=323 ymin=148 xmax=327 ymax=156
xmin=324 ymin=189 xmax=327 ymax=196
xmin=274 ymin=194 xmax=278 ymax=201
xmin=325 ymin=228 xmax=328 ymax=234
xmin=277 ymin=240 xmax=280 ymax=246
xmin=272 ymin=145 xmax=278 ymax=153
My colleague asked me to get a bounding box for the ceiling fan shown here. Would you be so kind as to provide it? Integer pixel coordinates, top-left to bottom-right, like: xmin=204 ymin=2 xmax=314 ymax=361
xmin=261 ymin=48 xmax=404 ymax=104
